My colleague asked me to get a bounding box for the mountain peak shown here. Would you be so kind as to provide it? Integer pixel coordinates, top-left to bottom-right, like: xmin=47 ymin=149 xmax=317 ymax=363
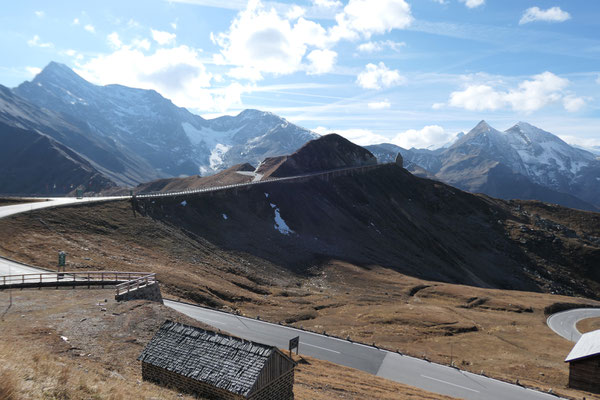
xmin=474 ymin=120 xmax=492 ymax=130
xmin=257 ymin=133 xmax=377 ymax=178
xmin=31 ymin=62 xmax=90 ymax=88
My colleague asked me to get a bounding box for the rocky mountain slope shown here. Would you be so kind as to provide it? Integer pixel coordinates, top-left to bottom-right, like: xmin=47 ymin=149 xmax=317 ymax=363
xmin=0 ymin=121 xmax=114 ymax=194
xmin=131 ymin=134 xmax=376 ymax=193
xmin=14 ymin=62 xmax=318 ymax=179
xmin=368 ymin=121 xmax=600 ymax=211
xmin=256 ymin=134 xmax=377 ymax=178
xmin=127 ymin=137 xmax=600 ymax=299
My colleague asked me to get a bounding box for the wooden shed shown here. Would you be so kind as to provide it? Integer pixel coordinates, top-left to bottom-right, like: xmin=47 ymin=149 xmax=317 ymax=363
xmin=565 ymin=329 xmax=600 ymax=394
xmin=138 ymin=320 xmax=296 ymax=400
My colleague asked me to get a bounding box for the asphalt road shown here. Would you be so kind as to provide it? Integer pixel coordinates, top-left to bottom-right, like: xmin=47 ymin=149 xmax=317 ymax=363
xmin=0 ymin=196 xmax=126 ymax=220
xmin=165 ymin=300 xmax=563 ymax=400
xmin=546 ymin=308 xmax=600 ymax=342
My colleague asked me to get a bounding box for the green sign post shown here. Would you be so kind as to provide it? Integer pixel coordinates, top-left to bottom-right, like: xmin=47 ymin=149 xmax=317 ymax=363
xmin=58 ymin=251 xmax=66 ymax=276
xmin=76 ymin=188 xmax=83 ymax=199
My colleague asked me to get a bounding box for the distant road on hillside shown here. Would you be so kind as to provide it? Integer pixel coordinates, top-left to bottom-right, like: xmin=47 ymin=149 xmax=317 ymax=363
xmin=547 ymin=308 xmax=600 ymax=342
xmin=0 ymin=196 xmax=126 ymax=220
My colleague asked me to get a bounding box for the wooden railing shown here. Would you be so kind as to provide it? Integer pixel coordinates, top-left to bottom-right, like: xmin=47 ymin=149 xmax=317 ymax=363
xmin=0 ymin=271 xmax=156 ymax=295
xmin=115 ymin=273 xmax=157 ymax=296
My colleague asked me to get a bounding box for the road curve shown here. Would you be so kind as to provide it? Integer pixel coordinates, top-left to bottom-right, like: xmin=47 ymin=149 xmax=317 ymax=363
xmin=547 ymin=308 xmax=600 ymax=342
xmin=165 ymin=300 xmax=563 ymax=400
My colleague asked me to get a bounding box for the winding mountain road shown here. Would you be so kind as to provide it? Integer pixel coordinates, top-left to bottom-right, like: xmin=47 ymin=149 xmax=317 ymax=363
xmin=165 ymin=300 xmax=563 ymax=400
xmin=546 ymin=308 xmax=600 ymax=342
xmin=0 ymin=191 xmax=585 ymax=400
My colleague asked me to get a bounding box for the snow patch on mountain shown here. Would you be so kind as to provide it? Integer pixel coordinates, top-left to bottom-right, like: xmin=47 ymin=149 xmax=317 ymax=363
xmin=209 ymin=144 xmax=231 ymax=169
xmin=270 ymin=202 xmax=294 ymax=235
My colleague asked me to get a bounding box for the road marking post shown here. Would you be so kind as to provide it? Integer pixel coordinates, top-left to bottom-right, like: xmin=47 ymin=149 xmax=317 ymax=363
xmin=289 ymin=336 xmax=300 ymax=357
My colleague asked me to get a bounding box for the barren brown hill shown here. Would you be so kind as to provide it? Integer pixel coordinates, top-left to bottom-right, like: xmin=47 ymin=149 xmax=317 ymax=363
xmin=1 ymin=203 xmax=600 ymax=398
xmin=133 ymin=162 xmax=256 ymax=194
xmin=133 ymin=163 xmax=599 ymax=297
xmin=256 ymin=133 xmax=377 ymax=178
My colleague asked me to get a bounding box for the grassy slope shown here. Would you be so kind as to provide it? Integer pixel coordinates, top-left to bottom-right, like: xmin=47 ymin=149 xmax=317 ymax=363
xmin=0 ymin=289 xmax=453 ymax=400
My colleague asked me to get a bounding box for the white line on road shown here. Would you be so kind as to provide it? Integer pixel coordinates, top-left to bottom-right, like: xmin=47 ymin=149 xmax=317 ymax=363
xmin=197 ymin=317 xmax=226 ymax=326
xmin=303 ymin=343 xmax=341 ymax=354
xmin=421 ymin=375 xmax=480 ymax=393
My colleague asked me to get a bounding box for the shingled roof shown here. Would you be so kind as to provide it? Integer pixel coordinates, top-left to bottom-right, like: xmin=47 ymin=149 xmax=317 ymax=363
xmin=138 ymin=320 xmax=284 ymax=397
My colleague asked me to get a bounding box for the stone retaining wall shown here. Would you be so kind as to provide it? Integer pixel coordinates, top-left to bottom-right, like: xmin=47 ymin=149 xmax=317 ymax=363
xmin=115 ymin=282 xmax=163 ymax=304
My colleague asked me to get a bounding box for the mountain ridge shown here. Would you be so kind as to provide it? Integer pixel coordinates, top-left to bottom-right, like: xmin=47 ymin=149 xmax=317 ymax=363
xmin=367 ymin=120 xmax=600 ymax=211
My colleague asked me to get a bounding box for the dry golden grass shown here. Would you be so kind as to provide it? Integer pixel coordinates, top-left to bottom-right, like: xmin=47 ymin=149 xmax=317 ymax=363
xmin=0 ymin=289 xmax=453 ymax=400
xmin=2 ymin=202 xmax=600 ymax=399
xmin=577 ymin=317 xmax=600 ymax=334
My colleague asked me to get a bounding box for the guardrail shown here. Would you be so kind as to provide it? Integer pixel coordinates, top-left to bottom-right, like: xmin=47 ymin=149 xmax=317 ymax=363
xmin=115 ymin=273 xmax=157 ymax=296
xmin=135 ymin=162 xmax=390 ymax=199
xmin=0 ymin=271 xmax=156 ymax=295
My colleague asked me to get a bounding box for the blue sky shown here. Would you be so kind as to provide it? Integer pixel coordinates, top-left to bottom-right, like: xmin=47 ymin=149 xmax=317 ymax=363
xmin=1 ymin=0 xmax=599 ymax=149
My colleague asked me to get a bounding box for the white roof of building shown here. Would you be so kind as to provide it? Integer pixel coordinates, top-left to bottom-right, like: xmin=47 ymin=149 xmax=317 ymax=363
xmin=565 ymin=329 xmax=600 ymax=363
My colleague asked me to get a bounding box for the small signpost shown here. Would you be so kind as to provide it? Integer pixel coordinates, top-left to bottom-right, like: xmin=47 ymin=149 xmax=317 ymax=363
xmin=58 ymin=251 xmax=66 ymax=277
xmin=289 ymin=336 xmax=299 ymax=357
xmin=76 ymin=188 xmax=83 ymax=199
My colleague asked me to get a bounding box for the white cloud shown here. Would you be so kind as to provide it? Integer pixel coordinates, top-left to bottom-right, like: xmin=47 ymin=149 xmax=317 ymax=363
xmin=563 ymin=95 xmax=586 ymax=113
xmin=357 ymin=40 xmax=405 ymax=53
xmin=431 ymin=102 xmax=445 ymax=110
xmin=519 ymin=7 xmax=571 ymax=25
xmin=107 ymin=32 xmax=123 ymax=49
xmin=26 ymin=66 xmax=42 ymax=77
xmin=432 ymin=0 xmax=448 ymax=4
xmin=459 ymin=0 xmax=484 ymax=8
xmin=312 ymin=0 xmax=342 ymax=8
xmin=306 ymin=49 xmax=337 ymax=74
xmin=35 ymin=11 xmax=45 ymax=18
xmin=212 ymin=0 xmax=413 ymax=81
xmin=392 ymin=125 xmax=451 ymax=149
xmin=447 ymin=71 xmax=578 ymax=113
xmin=314 ymin=124 xmax=453 ymax=148
xmin=313 ymin=126 xmax=389 ymax=146
xmin=72 ymin=18 xmax=80 ymax=25
xmin=356 ymin=62 xmax=405 ymax=89
xmin=74 ymin=38 xmax=242 ymax=111
xmin=62 ymin=49 xmax=83 ymax=60
xmin=151 ymin=29 xmax=177 ymax=45
xmin=335 ymin=0 xmax=413 ymax=39
xmin=596 ymin=75 xmax=600 ymax=85
xmin=286 ymin=5 xmax=306 ymax=20
xmin=559 ymin=135 xmax=600 ymax=148
xmin=27 ymin=35 xmax=53 ymax=48
xmin=84 ymin=24 xmax=95 ymax=33
xmin=367 ymin=100 xmax=391 ymax=109
xmin=449 ymin=84 xmax=505 ymax=111
xmin=213 ymin=1 xmax=325 ymax=80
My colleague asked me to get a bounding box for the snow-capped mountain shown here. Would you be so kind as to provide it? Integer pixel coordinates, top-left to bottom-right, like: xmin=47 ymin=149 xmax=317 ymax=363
xmin=13 ymin=62 xmax=318 ymax=182
xmin=369 ymin=120 xmax=600 ymax=211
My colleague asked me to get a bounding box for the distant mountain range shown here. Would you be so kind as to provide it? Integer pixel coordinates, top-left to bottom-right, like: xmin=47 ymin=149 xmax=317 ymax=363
xmin=1 ymin=61 xmax=599 ymax=211
xmin=367 ymin=120 xmax=600 ymax=211
xmin=0 ymin=62 xmax=317 ymax=194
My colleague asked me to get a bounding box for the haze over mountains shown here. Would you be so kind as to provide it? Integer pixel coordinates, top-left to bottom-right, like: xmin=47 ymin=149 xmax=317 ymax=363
xmin=367 ymin=121 xmax=600 ymax=211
